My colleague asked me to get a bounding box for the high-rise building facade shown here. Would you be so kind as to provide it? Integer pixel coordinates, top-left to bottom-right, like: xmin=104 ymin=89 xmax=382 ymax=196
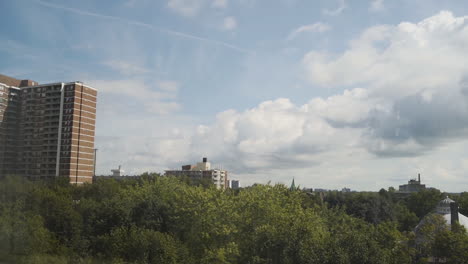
xmin=0 ymin=74 xmax=97 ymax=184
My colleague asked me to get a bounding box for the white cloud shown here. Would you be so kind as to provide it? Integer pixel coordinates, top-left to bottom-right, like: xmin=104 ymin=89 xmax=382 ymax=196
xmin=369 ymin=0 xmax=384 ymax=12
xmin=303 ymin=11 xmax=468 ymax=97
xmin=222 ymin=16 xmax=237 ymax=31
xmin=88 ymin=79 xmax=181 ymax=115
xmin=168 ymin=11 xmax=468 ymax=188
xmin=90 ymin=10 xmax=468 ymax=191
xmin=287 ymin=22 xmax=331 ymax=41
xmin=188 ymin=95 xmax=362 ymax=174
xmin=322 ymin=0 xmax=346 ymax=16
xmin=302 ymin=11 xmax=468 ymax=156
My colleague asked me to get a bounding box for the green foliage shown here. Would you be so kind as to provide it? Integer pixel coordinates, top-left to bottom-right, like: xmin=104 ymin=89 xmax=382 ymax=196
xmin=1 ymin=175 xmax=467 ymax=263
xmin=323 ymin=191 xmax=397 ymax=225
xmin=98 ymin=226 xmax=188 ymax=263
xmin=405 ymin=189 xmax=443 ymax=218
xmin=457 ymin=192 xmax=468 ymax=216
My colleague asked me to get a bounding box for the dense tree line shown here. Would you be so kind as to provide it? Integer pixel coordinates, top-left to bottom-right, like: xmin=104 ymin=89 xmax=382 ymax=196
xmin=0 ymin=175 xmax=468 ymax=263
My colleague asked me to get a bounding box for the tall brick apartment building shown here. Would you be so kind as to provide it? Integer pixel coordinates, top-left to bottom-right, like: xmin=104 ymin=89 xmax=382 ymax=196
xmin=0 ymin=74 xmax=97 ymax=184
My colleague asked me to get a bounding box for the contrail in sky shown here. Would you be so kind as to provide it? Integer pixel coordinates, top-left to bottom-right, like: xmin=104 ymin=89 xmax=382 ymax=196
xmin=33 ymin=0 xmax=252 ymax=54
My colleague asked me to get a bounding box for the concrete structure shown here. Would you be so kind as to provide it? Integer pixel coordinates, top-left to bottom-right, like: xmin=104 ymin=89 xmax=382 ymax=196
xmin=230 ymin=180 xmax=240 ymax=189
xmin=435 ymin=197 xmax=468 ymax=229
xmin=111 ymin=165 xmax=124 ymax=177
xmin=165 ymin=157 xmax=228 ymax=189
xmin=399 ymin=173 xmax=426 ymax=193
xmin=0 ymin=74 xmax=97 ymax=184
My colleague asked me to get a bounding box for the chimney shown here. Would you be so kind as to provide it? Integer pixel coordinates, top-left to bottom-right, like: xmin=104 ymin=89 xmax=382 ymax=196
xmin=418 ymin=173 xmax=420 ymax=183
xmin=450 ymin=202 xmax=459 ymax=226
xmin=203 ymin=157 xmax=207 ymax=163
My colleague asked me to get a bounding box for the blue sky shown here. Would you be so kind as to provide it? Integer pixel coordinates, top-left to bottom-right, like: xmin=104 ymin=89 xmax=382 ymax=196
xmin=2 ymin=0 xmax=468 ymax=191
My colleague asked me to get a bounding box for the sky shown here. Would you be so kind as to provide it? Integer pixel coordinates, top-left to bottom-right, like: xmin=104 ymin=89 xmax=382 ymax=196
xmin=2 ymin=0 xmax=468 ymax=191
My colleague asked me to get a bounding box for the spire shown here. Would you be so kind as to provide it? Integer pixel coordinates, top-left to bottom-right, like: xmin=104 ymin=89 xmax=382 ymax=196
xmin=290 ymin=178 xmax=296 ymax=191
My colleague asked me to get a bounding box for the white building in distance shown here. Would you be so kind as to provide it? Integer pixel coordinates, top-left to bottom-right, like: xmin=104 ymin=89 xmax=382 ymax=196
xmin=165 ymin=157 xmax=228 ymax=189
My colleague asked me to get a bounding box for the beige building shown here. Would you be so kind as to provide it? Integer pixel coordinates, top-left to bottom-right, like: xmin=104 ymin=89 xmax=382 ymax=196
xmin=398 ymin=173 xmax=426 ymax=193
xmin=165 ymin=157 xmax=228 ymax=189
xmin=0 ymin=74 xmax=97 ymax=184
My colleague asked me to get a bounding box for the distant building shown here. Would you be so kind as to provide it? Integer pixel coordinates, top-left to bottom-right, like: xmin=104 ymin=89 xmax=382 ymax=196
xmin=416 ymin=196 xmax=468 ymax=234
xmin=341 ymin=187 xmax=351 ymax=192
xmin=230 ymin=180 xmax=240 ymax=189
xmin=94 ymin=175 xmax=140 ymax=181
xmin=165 ymin=157 xmax=228 ymax=189
xmin=314 ymin=188 xmax=328 ymax=192
xmin=432 ymin=197 xmax=468 ymax=228
xmin=398 ymin=173 xmax=426 ymax=193
xmin=111 ymin=165 xmax=124 ymax=177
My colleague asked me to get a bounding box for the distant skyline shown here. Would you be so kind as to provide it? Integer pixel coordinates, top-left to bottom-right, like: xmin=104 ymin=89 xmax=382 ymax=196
xmin=2 ymin=0 xmax=468 ymax=191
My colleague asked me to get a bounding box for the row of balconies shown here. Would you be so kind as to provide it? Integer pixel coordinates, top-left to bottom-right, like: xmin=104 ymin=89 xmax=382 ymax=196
xmin=21 ymin=130 xmax=59 ymax=137
xmin=16 ymin=146 xmax=58 ymax=152
xmin=27 ymin=121 xmax=59 ymax=126
xmin=21 ymin=115 xmax=59 ymax=122
xmin=16 ymin=151 xmax=57 ymax=156
xmin=20 ymin=122 xmax=59 ymax=129
xmin=23 ymin=97 xmax=61 ymax=104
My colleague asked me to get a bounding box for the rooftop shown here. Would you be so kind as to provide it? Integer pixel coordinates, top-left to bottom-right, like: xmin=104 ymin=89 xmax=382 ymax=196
xmin=0 ymin=74 xmax=38 ymax=87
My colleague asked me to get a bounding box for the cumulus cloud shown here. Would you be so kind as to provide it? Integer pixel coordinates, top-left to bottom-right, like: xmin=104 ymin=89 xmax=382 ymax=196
xmin=287 ymin=22 xmax=331 ymax=41
xmin=128 ymin=10 xmax=468 ymax=180
xmin=304 ymin=11 xmax=468 ymax=95
xmin=186 ymin=95 xmax=365 ymax=174
xmin=91 ymin=10 xmax=468 ymax=190
xmin=303 ymin=11 xmax=468 ymax=156
xmin=96 ymin=126 xmax=192 ymax=175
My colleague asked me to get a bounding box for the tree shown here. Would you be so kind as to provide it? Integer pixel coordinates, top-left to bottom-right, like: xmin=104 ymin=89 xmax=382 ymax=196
xmin=405 ymin=189 xmax=442 ymax=218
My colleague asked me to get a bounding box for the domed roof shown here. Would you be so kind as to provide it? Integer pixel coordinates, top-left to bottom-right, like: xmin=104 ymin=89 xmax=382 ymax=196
xmin=438 ymin=196 xmax=455 ymax=206
xmin=436 ymin=196 xmax=455 ymax=214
